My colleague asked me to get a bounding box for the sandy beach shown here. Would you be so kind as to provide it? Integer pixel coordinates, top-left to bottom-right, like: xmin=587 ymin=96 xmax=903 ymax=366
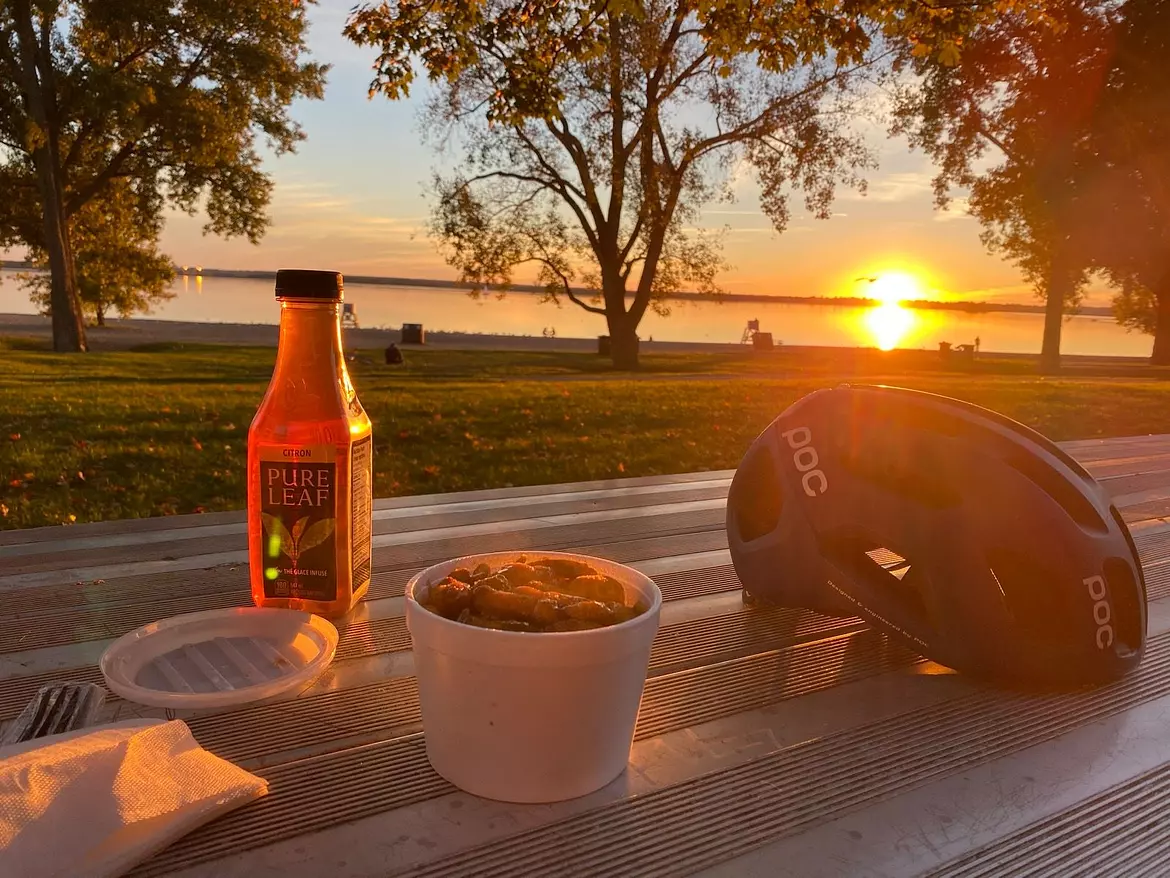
xmin=2 ymin=311 xmax=1158 ymax=373
xmin=0 ymin=312 xmax=753 ymax=354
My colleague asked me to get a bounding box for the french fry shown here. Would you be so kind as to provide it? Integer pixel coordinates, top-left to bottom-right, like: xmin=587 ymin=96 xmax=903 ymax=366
xmin=563 ymin=599 xmax=618 ymax=626
xmin=613 ymin=603 xmax=644 ymax=624
xmin=477 ymin=573 xmax=512 ymax=592
xmin=561 ymin=574 xmax=625 ymax=604
xmin=515 ymin=585 xmax=586 ymax=608
xmin=472 ymin=584 xmax=540 ymax=621
xmin=532 ymin=557 xmax=596 ymax=580
xmin=499 ymin=562 xmax=540 ymax=588
xmin=425 ymin=579 xmax=474 ymax=619
xmin=532 ymin=599 xmax=563 ymax=627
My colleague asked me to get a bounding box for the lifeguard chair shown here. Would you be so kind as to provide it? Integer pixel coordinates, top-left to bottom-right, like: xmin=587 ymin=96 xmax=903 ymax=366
xmin=342 ymin=302 xmax=360 ymax=329
xmin=741 ymin=319 xmax=761 ymax=344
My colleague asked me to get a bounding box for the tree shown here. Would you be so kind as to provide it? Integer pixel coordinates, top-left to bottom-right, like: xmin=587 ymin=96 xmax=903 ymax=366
xmin=891 ymin=0 xmax=1118 ymax=372
xmin=21 ymin=179 xmax=175 ymax=326
xmin=346 ymin=0 xmax=1026 ymax=369
xmin=0 ymin=0 xmax=327 ymax=352
xmin=1073 ymin=0 xmax=1170 ymax=363
xmin=1111 ymin=278 xmax=1160 ymax=339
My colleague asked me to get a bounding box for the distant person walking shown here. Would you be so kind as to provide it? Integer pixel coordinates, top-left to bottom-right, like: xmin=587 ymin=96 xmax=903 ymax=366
xmin=975 ymin=336 xmax=981 ymax=353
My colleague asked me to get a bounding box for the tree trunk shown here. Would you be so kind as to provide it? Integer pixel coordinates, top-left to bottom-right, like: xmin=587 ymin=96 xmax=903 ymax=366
xmin=95 ymin=302 xmax=106 ymax=327
xmin=1151 ymin=289 xmax=1170 ymax=365
xmin=38 ymin=186 xmax=87 ymax=350
xmin=600 ymin=265 xmax=640 ymax=370
xmin=1039 ymin=255 xmax=1072 ymax=374
xmin=604 ymin=300 xmax=640 ymax=370
xmin=609 ymin=324 xmax=640 ymax=370
xmin=13 ymin=0 xmax=87 ymax=353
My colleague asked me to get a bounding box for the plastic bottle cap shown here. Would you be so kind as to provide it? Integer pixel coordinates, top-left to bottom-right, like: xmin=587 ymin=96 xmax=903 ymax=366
xmin=274 ymin=269 xmax=344 ymax=300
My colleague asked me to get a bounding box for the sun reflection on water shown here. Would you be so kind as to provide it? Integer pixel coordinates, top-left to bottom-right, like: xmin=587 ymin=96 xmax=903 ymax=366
xmin=863 ymin=302 xmax=916 ymax=351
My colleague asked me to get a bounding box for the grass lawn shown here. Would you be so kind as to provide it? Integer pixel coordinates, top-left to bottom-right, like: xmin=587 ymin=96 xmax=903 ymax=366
xmin=3 ymin=338 xmax=1170 ymax=530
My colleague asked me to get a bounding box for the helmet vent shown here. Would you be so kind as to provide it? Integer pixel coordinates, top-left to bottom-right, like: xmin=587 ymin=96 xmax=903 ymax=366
xmin=1002 ymin=449 xmax=1107 ymax=533
xmin=1108 ymin=504 xmax=1148 ymax=600
xmin=822 ymin=536 xmax=929 ymax=625
xmin=865 ymin=547 xmax=911 ymax=581
xmin=732 ymin=447 xmax=783 ymax=543
xmin=1103 ymin=556 xmax=1144 ymax=654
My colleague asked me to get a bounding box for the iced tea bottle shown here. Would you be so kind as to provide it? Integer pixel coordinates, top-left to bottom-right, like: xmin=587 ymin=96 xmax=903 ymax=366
xmin=247 ymin=269 xmax=374 ymax=618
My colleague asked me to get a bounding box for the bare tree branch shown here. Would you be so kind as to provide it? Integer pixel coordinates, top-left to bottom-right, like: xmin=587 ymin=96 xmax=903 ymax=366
xmin=544 ymin=114 xmax=608 ymax=235
xmin=513 ymin=255 xmax=607 ymax=315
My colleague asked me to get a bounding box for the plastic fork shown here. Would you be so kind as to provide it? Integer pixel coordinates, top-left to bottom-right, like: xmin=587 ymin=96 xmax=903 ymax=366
xmin=1 ymin=683 xmax=106 ymax=747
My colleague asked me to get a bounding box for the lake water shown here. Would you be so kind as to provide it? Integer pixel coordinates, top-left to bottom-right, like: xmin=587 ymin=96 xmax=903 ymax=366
xmin=0 ymin=270 xmax=1152 ymax=358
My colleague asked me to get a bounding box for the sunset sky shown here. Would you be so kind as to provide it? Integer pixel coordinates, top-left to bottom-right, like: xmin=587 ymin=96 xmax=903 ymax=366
xmin=114 ymin=4 xmax=1109 ymax=308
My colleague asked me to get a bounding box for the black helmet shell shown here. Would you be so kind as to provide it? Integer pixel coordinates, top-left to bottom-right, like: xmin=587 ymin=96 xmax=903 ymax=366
xmin=726 ymin=384 xmax=1147 ymax=688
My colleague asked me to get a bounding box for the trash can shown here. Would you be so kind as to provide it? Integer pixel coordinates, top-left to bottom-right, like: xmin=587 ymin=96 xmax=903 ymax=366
xmin=598 ymin=336 xmax=611 ymax=356
xmin=402 ymin=323 xmax=425 ymax=344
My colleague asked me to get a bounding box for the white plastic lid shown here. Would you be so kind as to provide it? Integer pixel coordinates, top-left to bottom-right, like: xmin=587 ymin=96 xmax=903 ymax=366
xmin=99 ymin=607 xmax=339 ymax=710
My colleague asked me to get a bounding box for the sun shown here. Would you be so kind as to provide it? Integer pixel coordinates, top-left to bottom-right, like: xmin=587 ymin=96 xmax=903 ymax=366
xmin=865 ymin=271 xmax=922 ymax=304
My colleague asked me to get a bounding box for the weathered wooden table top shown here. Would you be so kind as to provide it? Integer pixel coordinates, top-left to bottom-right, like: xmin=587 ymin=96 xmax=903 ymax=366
xmin=3 ymin=432 xmax=1170 ymax=877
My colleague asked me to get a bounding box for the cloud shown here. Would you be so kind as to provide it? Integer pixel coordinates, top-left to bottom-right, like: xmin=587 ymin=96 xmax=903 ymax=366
xmin=846 ymin=171 xmax=934 ymax=203
xmin=934 ymin=197 xmax=972 ymax=222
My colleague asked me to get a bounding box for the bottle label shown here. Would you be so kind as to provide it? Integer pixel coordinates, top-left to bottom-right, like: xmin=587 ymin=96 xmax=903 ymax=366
xmin=350 ymin=435 xmax=373 ymax=588
xmin=258 ymin=446 xmax=338 ymax=602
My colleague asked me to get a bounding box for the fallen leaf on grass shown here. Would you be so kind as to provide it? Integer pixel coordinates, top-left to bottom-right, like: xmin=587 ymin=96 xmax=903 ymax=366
xmin=8 ymin=434 xmax=19 ymax=441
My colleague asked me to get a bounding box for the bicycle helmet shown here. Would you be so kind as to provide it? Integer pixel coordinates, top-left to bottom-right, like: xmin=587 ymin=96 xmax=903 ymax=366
xmin=726 ymin=384 xmax=1146 ymax=688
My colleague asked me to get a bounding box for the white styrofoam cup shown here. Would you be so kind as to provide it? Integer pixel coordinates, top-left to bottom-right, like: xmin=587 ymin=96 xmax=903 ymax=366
xmin=405 ymin=551 xmax=662 ymax=803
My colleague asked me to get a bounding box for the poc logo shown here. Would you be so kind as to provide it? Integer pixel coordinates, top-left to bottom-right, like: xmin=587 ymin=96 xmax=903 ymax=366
xmin=1084 ymin=575 xmax=1114 ymax=649
xmin=781 ymin=427 xmax=828 ymax=498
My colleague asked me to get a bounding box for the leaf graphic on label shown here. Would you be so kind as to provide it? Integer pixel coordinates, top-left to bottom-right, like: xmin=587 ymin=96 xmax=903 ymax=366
xmin=297 ymin=518 xmax=335 ymax=554
xmin=261 ymin=513 xmax=294 ymax=560
xmin=292 ymin=516 xmax=309 ymax=544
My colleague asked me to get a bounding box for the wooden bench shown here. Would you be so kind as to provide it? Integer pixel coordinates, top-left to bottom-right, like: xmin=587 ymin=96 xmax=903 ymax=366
xmin=2 ymin=433 xmax=1170 ymax=876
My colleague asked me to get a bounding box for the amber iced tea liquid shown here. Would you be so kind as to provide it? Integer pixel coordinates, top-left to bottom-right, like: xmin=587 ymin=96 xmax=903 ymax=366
xmin=247 ymin=270 xmax=374 ymax=618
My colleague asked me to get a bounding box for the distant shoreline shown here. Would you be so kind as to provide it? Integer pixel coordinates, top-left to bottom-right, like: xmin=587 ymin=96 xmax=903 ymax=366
xmin=0 ymin=261 xmax=1115 ymax=317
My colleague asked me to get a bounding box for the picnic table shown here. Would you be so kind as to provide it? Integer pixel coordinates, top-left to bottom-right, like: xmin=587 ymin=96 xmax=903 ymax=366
xmin=3 ymin=432 xmax=1170 ymax=877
